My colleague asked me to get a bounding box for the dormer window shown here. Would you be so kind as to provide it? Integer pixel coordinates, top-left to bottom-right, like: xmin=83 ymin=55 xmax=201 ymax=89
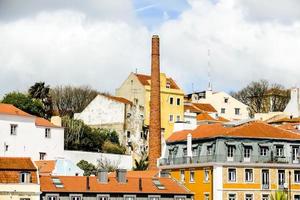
xmin=166 ymin=81 xmax=171 ymax=88
xmin=10 ymin=124 xmax=18 ymax=135
xmin=20 ymin=172 xmax=30 ymax=183
xmin=224 ymin=97 xmax=229 ymax=103
xmin=45 ymin=128 xmax=51 ymax=138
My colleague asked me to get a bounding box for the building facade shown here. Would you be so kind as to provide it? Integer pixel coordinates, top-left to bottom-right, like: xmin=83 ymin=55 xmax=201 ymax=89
xmin=74 ymin=94 xmax=146 ymax=158
xmin=186 ymin=90 xmax=249 ymax=121
xmin=0 ymin=157 xmax=40 ymax=200
xmin=0 ymin=103 xmax=64 ymax=161
xmin=159 ymin=121 xmax=300 ymax=200
xmin=40 ymin=169 xmax=193 ymax=200
xmin=116 ymin=73 xmax=185 ymax=139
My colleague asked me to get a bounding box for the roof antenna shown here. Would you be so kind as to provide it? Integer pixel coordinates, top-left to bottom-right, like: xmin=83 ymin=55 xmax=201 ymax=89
xmin=135 ymin=68 xmax=138 ymax=74
xmin=207 ymin=49 xmax=212 ymax=91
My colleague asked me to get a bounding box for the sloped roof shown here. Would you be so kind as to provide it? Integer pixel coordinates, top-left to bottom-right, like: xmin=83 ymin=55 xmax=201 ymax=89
xmin=35 ymin=160 xmax=56 ymax=175
xmin=184 ymin=103 xmax=217 ymax=113
xmin=0 ymin=103 xmax=33 ymax=117
xmin=167 ymin=121 xmax=300 ymax=143
xmin=103 ymin=95 xmax=132 ymax=105
xmin=36 ymin=117 xmax=60 ymax=128
xmin=40 ymin=173 xmax=191 ymax=194
xmin=0 ymin=157 xmax=37 ymax=170
xmin=196 ymin=113 xmax=215 ymax=121
xmin=134 ymin=73 xmax=180 ymax=90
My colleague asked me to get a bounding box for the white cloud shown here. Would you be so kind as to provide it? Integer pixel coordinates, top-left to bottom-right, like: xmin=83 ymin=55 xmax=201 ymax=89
xmin=1 ymin=0 xmax=300 ymax=97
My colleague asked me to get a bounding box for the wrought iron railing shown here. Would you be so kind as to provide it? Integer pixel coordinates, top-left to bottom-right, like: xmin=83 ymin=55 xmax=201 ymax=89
xmin=159 ymin=154 xmax=296 ymax=166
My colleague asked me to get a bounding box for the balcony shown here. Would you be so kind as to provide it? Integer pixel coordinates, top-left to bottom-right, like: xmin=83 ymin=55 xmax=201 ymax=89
xmin=159 ymin=154 xmax=295 ymax=166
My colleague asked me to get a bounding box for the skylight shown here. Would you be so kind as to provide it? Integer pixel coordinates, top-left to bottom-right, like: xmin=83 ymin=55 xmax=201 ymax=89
xmin=52 ymin=177 xmax=64 ymax=188
xmin=152 ymin=179 xmax=165 ymax=190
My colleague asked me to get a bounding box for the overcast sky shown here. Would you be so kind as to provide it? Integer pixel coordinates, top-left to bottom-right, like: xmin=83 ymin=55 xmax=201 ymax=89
xmin=1 ymin=0 xmax=300 ymax=97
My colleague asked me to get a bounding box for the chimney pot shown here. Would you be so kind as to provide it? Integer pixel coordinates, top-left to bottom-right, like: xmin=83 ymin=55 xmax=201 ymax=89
xmin=116 ymin=169 xmax=127 ymax=183
xmin=98 ymin=169 xmax=108 ymax=183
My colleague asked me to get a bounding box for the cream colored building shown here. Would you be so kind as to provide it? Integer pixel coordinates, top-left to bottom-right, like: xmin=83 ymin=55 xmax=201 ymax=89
xmin=186 ymin=90 xmax=249 ymax=121
xmin=116 ymin=72 xmax=184 ymax=139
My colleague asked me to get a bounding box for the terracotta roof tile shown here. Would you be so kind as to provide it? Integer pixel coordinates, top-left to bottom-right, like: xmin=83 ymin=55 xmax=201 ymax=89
xmin=35 ymin=117 xmax=60 ymax=128
xmin=167 ymin=121 xmax=300 ymax=143
xmin=134 ymin=73 xmax=180 ymax=90
xmin=196 ymin=113 xmax=215 ymax=121
xmin=40 ymin=172 xmax=191 ymax=194
xmin=104 ymin=95 xmax=132 ymax=105
xmin=0 ymin=157 xmax=37 ymax=170
xmin=192 ymin=103 xmax=217 ymax=112
xmin=0 ymin=103 xmax=32 ymax=117
xmin=35 ymin=160 xmax=56 ymax=175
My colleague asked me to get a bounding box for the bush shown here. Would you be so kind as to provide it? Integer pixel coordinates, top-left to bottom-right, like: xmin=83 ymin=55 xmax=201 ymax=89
xmin=102 ymin=141 xmax=126 ymax=154
xmin=77 ymin=160 xmax=97 ymax=176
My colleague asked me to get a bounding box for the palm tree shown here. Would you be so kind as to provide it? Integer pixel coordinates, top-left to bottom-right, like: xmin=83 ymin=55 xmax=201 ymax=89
xmin=133 ymin=151 xmax=148 ymax=170
xmin=271 ymin=190 xmax=287 ymax=200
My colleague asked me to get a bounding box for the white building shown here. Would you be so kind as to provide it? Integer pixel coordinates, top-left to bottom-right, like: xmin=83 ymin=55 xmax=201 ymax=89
xmin=0 ymin=103 xmax=64 ymax=161
xmin=186 ymin=90 xmax=249 ymax=120
xmin=284 ymin=87 xmax=300 ymax=117
xmin=74 ymin=94 xmax=146 ymax=159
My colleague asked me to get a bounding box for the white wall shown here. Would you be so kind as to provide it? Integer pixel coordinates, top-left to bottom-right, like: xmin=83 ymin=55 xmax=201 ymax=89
xmin=0 ymin=114 xmax=64 ymax=161
xmin=0 ymin=183 xmax=40 ymax=200
xmin=74 ymin=94 xmax=125 ymax=125
xmin=63 ymin=150 xmax=133 ymax=170
xmin=196 ymin=91 xmax=249 ymax=120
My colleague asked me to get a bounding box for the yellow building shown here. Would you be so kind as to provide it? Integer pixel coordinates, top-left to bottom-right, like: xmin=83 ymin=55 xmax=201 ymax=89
xmin=159 ymin=121 xmax=300 ymax=200
xmin=116 ymin=72 xmax=184 ymax=139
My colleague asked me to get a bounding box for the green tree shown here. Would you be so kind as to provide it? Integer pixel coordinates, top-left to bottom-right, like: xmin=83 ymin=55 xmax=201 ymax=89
xmin=28 ymin=82 xmax=52 ymax=118
xmin=102 ymin=141 xmax=126 ymax=154
xmin=77 ymin=160 xmax=97 ymax=176
xmin=271 ymin=190 xmax=287 ymax=200
xmin=133 ymin=151 xmax=148 ymax=171
xmin=1 ymin=92 xmax=45 ymax=117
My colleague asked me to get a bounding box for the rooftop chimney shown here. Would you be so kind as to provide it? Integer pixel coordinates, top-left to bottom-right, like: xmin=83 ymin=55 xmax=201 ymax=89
xmin=149 ymin=35 xmax=162 ymax=170
xmin=116 ymin=169 xmax=127 ymax=183
xmin=86 ymin=176 xmax=90 ymax=191
xmin=98 ymin=169 xmax=108 ymax=183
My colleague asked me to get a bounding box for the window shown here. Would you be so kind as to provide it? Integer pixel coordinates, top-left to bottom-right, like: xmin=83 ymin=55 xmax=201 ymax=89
xmin=166 ymin=81 xmax=171 ymax=88
xmin=245 ymin=169 xmax=253 ymax=182
xmin=227 ymin=145 xmax=234 ymax=158
xmin=207 ymin=146 xmax=212 ymax=155
xmin=204 ymin=170 xmax=209 ymax=182
xmin=262 ymin=170 xmax=269 ymax=189
xmin=221 ymin=108 xmax=226 ymax=114
xmin=124 ymin=196 xmax=135 ymax=200
xmin=262 ymin=194 xmax=269 ymax=200
xmin=175 ymin=197 xmax=185 ymax=200
xmin=278 ymin=170 xmax=285 ymax=188
xmin=245 ymin=194 xmax=253 ymax=200
xmin=149 ymin=196 xmax=160 ymax=200
xmin=180 ymin=170 xmax=185 ymax=182
xmin=228 ymin=194 xmax=236 ymax=200
xmin=295 ymin=170 xmax=300 ymax=183
xmin=39 ymin=152 xmax=46 ymax=160
xmin=224 ymin=97 xmax=229 ymax=103
xmin=177 ymin=98 xmax=181 ymax=105
xmin=10 ymin=124 xmax=18 ymax=135
xmin=47 ymin=196 xmax=58 ymax=200
xmin=260 ymin=147 xmax=268 ymax=156
xmin=204 ymin=194 xmax=209 ymax=200
xmin=98 ymin=196 xmax=109 ymax=200
xmin=20 ymin=198 xmax=30 ymax=200
xmin=235 ymin=108 xmax=240 ymax=115
xmin=295 ymin=195 xmax=300 ymax=200
xmin=20 ymin=172 xmax=30 ymax=183
xmin=228 ymin=168 xmax=236 ymax=182
xmin=127 ymin=131 xmax=131 ymax=138
xmin=190 ymin=170 xmax=195 ymax=182
xmin=176 ymin=115 xmax=180 ymax=122
xmin=45 ymin=128 xmax=51 ymax=138
xmin=71 ymin=196 xmax=82 ymax=200
xmin=170 ymin=97 xmax=174 ymax=105
xmin=169 ymin=115 xmax=174 ymax=122
xmin=244 ymin=146 xmax=252 ymax=158
xmin=276 ymin=145 xmax=284 ymax=157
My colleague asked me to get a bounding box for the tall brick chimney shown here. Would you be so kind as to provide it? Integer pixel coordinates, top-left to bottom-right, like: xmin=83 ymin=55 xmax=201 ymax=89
xmin=148 ymin=35 xmax=161 ymax=170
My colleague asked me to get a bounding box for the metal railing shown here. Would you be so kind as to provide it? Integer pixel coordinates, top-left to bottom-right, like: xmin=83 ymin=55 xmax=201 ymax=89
xmin=159 ymin=154 xmax=297 ymax=166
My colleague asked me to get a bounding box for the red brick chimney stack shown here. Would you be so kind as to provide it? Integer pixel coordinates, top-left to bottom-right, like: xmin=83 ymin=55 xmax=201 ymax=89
xmin=148 ymin=35 xmax=161 ymax=170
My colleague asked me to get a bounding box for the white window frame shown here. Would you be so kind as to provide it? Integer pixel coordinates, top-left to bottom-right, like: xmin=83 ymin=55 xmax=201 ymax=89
xmin=10 ymin=124 xmax=18 ymax=135
xmin=174 ymin=196 xmax=186 ymax=200
xmin=228 ymin=168 xmax=236 ymax=182
xmin=234 ymin=108 xmax=240 ymax=115
xmin=245 ymin=169 xmax=253 ymax=183
xmin=148 ymin=195 xmax=160 ymax=200
xmin=189 ymin=170 xmax=195 ymax=183
xmin=180 ymin=170 xmax=185 ymax=182
xmin=124 ymin=195 xmax=136 ymax=200
xmin=204 ymin=169 xmax=209 ymax=183
xmin=278 ymin=170 xmax=285 ymax=189
xmin=204 ymin=193 xmax=209 ymax=200
xmin=70 ymin=194 xmax=82 ymax=200
xmin=245 ymin=193 xmax=253 ymax=200
xmin=261 ymin=169 xmax=270 ymax=190
xmin=46 ymin=194 xmax=59 ymax=200
xmin=20 ymin=171 xmax=30 ymax=183
xmin=228 ymin=193 xmax=236 ymax=200
xmin=97 ymin=194 xmax=110 ymax=200
xmin=260 ymin=147 xmax=268 ymax=156
xmin=276 ymin=145 xmax=284 ymax=157
xmin=207 ymin=146 xmax=213 ymax=156
xmin=261 ymin=194 xmax=270 ymax=200
xmin=295 ymin=170 xmax=300 ymax=183
xmin=169 ymin=115 xmax=174 ymax=122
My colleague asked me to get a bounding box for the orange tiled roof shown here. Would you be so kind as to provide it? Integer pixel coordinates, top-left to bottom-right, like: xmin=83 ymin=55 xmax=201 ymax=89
xmin=0 ymin=103 xmax=33 ymax=117
xmin=192 ymin=103 xmax=217 ymax=112
xmin=40 ymin=173 xmax=191 ymax=194
xmin=109 ymin=170 xmax=159 ymax=178
xmin=217 ymin=116 xmax=230 ymax=122
xmin=134 ymin=73 xmax=180 ymax=90
xmin=104 ymin=95 xmax=132 ymax=105
xmin=196 ymin=113 xmax=215 ymax=121
xmin=168 ymin=121 xmax=300 ymax=143
xmin=35 ymin=117 xmax=60 ymax=128
xmin=35 ymin=160 xmax=56 ymax=175
xmin=0 ymin=157 xmax=37 ymax=170
xmin=270 ymin=117 xmax=300 ymax=124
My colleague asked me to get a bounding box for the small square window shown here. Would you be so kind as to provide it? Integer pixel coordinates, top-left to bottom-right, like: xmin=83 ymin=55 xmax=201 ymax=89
xmin=177 ymin=98 xmax=181 ymax=105
xmin=169 ymin=115 xmax=174 ymax=122
xmin=124 ymin=196 xmax=135 ymax=200
xmin=235 ymin=108 xmax=240 ymax=115
xmin=221 ymin=108 xmax=225 ymax=114
xmin=39 ymin=152 xmax=46 ymax=160
xmin=260 ymin=147 xmax=268 ymax=156
xmin=224 ymin=98 xmax=229 ymax=103
xmin=245 ymin=194 xmax=253 ymax=200
xmin=71 ymin=196 xmax=82 ymax=200
xmin=262 ymin=194 xmax=269 ymax=200
xmin=20 ymin=172 xmax=30 ymax=183
xmin=47 ymin=196 xmax=58 ymax=200
xmin=170 ymin=97 xmax=174 ymax=105
xmin=228 ymin=194 xmax=236 ymax=200
xmin=10 ymin=124 xmax=18 ymax=135
xmin=45 ymin=128 xmax=51 ymax=138
xmin=98 ymin=195 xmax=109 ymax=200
